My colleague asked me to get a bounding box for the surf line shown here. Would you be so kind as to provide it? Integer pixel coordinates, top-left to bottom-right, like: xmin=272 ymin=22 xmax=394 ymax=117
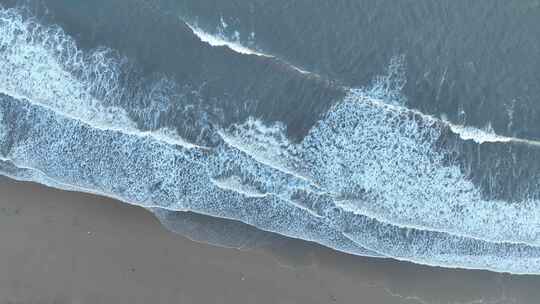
xmin=184 ymin=21 xmax=319 ymax=77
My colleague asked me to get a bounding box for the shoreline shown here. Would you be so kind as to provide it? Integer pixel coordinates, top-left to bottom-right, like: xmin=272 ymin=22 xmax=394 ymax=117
xmin=1 ymin=177 xmax=539 ymax=304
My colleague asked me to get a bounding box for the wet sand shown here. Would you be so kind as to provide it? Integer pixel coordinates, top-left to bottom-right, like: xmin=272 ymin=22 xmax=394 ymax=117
xmin=1 ymin=177 xmax=540 ymax=304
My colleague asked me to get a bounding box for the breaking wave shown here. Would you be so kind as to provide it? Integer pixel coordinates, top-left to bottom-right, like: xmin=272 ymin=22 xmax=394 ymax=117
xmin=185 ymin=22 xmax=269 ymax=57
xmin=1 ymin=7 xmax=540 ymax=274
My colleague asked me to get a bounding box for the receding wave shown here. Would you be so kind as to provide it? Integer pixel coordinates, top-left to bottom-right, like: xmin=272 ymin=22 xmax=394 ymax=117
xmin=1 ymin=7 xmax=540 ymax=274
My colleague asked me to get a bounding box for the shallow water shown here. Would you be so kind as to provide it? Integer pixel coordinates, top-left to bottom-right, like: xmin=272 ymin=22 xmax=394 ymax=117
xmin=158 ymin=209 xmax=540 ymax=304
xmin=3 ymin=177 xmax=540 ymax=304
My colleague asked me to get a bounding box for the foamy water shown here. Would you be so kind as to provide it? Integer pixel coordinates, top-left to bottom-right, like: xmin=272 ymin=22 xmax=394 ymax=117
xmin=1 ymin=7 xmax=540 ymax=274
xmin=186 ymin=23 xmax=270 ymax=57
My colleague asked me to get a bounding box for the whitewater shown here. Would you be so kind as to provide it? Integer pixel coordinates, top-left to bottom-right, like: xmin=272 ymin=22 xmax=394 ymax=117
xmin=1 ymin=7 xmax=540 ymax=274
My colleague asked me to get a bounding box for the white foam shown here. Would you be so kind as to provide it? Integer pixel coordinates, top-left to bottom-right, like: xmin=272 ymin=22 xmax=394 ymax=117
xmin=217 ymin=118 xmax=316 ymax=185
xmin=0 ymin=95 xmax=378 ymax=259
xmin=186 ymin=23 xmax=271 ymax=57
xmin=449 ymin=124 xmax=513 ymax=144
xmin=351 ymin=86 xmax=540 ymax=146
xmin=185 ymin=22 xmax=318 ymax=77
xmin=0 ymin=8 xmax=201 ymax=150
xmin=303 ymin=92 xmax=540 ymax=246
xmin=211 ymin=176 xmax=270 ymax=198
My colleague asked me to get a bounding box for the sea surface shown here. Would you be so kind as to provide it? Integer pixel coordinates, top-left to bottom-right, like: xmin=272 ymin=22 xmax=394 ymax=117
xmin=0 ymin=0 xmax=539 ymax=274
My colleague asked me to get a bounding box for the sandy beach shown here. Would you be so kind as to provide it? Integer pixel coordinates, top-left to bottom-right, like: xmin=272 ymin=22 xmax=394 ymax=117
xmin=1 ymin=177 xmax=539 ymax=304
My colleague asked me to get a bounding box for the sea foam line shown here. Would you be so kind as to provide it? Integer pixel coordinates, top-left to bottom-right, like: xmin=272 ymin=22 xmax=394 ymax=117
xmin=185 ymin=21 xmax=318 ymax=77
xmin=348 ymin=89 xmax=540 ymax=146
xmin=185 ymin=22 xmax=271 ymax=57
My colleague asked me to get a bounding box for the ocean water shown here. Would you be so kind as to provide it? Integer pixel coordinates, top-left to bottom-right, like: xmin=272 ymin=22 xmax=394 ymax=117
xmin=0 ymin=0 xmax=539 ymax=274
